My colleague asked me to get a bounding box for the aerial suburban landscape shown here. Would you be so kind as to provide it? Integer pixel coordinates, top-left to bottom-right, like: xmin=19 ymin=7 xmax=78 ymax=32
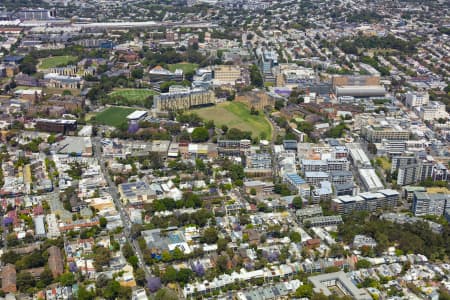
xmin=0 ymin=0 xmax=449 ymax=299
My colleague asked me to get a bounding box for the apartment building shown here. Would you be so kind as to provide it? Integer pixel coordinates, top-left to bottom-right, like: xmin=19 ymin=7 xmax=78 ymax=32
xmin=412 ymin=192 xmax=449 ymax=217
xmin=405 ymin=91 xmax=429 ymax=108
xmin=303 ymin=215 xmax=343 ymax=227
xmin=301 ymin=159 xmax=349 ymax=173
xmin=417 ymin=101 xmax=448 ymax=121
xmin=213 ymin=65 xmax=241 ymax=86
xmin=361 ymin=124 xmax=410 ymax=143
xmin=330 ymin=171 xmax=353 ymax=185
xmin=397 ymin=161 xmax=433 ymax=186
xmin=304 ymin=171 xmax=329 ymax=185
xmin=331 ymin=189 xmax=399 ymax=214
xmin=154 ymin=88 xmax=216 ymax=111
xmin=309 ymin=271 xmax=371 ymax=300
xmin=358 ymin=168 xmax=384 ymax=191
xmin=217 ymin=139 xmax=251 ymax=156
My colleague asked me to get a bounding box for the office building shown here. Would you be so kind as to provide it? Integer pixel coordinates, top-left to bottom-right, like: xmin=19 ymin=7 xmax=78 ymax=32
xmin=149 ymin=66 xmax=184 ymax=82
xmin=36 ymin=119 xmax=77 ymax=134
xmin=118 ymin=181 xmax=157 ymax=205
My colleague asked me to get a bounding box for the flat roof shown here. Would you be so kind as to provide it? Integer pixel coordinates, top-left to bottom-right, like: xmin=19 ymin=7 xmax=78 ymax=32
xmin=358 ymin=168 xmax=383 ymax=190
xmin=126 ymin=110 xmax=148 ymax=120
xmin=309 ymin=271 xmax=371 ymax=300
xmin=285 ymin=173 xmax=306 ymax=184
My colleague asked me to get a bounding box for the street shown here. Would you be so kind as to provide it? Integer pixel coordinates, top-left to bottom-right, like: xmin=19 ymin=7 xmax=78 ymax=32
xmin=92 ymin=137 xmax=152 ymax=281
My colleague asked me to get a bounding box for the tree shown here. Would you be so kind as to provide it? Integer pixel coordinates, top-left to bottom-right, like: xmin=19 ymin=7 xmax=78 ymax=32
xmin=250 ymin=64 xmax=263 ymax=87
xmin=289 ymin=231 xmax=302 ymax=243
xmin=216 ymin=255 xmax=229 ymax=272
xmin=103 ymin=280 xmax=121 ymax=300
xmin=99 ymin=217 xmax=107 ymax=228
xmin=275 ymin=99 xmax=285 ymax=110
xmin=131 ymin=68 xmax=144 ymax=79
xmin=47 ymin=134 xmax=57 ymax=144
xmin=93 ymin=246 xmax=111 ymax=271
xmin=329 ymin=243 xmax=345 ymax=258
xmin=162 ymin=266 xmax=177 ymax=283
xmin=127 ymin=255 xmax=139 ymax=268
xmin=17 ymin=271 xmax=35 ymax=292
xmin=147 ymin=277 xmax=162 ymax=292
xmin=96 ymin=274 xmax=109 ymax=288
xmin=1 ymin=251 xmax=20 ymax=265
xmin=122 ymin=243 xmax=134 ymax=259
xmin=59 ymin=272 xmax=76 ymax=286
xmin=40 ymin=268 xmax=54 ymax=285
xmin=355 ymin=259 xmax=371 ymax=270
xmin=135 ymin=268 xmax=146 ymax=286
xmin=201 ymin=227 xmax=218 ymax=244
xmin=154 ymin=288 xmax=178 ymax=300
xmin=77 ymin=285 xmax=95 ymax=300
xmin=295 ymin=284 xmax=313 ymax=298
xmin=292 ymin=196 xmax=303 ymax=209
xmin=191 ymin=127 xmax=209 ymax=142
xmin=172 ymin=247 xmax=184 ymax=260
xmin=161 ymin=250 xmax=173 ymax=262
xmin=176 ymin=268 xmax=193 ymax=284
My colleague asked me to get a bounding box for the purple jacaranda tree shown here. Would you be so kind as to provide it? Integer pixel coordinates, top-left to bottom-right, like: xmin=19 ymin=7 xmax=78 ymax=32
xmin=147 ymin=277 xmax=162 ymax=293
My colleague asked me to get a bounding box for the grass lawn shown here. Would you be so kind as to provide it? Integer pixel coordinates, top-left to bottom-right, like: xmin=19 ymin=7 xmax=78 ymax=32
xmin=39 ymin=55 xmax=78 ymax=69
xmin=193 ymin=102 xmax=272 ymax=140
xmin=167 ymin=63 xmax=198 ymax=74
xmin=108 ymin=89 xmax=158 ymax=102
xmin=95 ymin=107 xmax=137 ymax=127
xmin=44 ymin=87 xmax=80 ymax=96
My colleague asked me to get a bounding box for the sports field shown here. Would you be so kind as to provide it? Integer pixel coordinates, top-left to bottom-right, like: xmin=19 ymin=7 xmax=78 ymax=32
xmin=193 ymin=102 xmax=272 ymax=139
xmin=95 ymin=107 xmax=136 ymax=127
xmin=109 ymin=89 xmax=158 ymax=102
xmin=167 ymin=63 xmax=198 ymax=74
xmin=39 ymin=55 xmax=78 ymax=69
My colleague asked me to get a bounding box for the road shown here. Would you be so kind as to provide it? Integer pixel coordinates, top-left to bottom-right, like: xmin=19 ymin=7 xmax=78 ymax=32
xmin=92 ymin=137 xmax=152 ymax=281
